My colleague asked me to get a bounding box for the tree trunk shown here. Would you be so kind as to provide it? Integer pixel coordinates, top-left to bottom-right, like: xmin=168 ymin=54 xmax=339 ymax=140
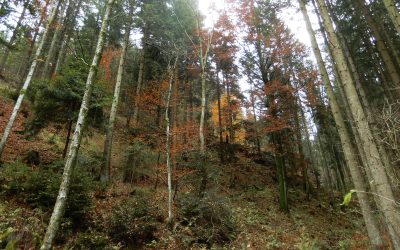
xmin=165 ymin=57 xmax=178 ymax=221
xmin=41 ymin=0 xmax=68 ymax=79
xmin=100 ymin=20 xmax=130 ymax=183
xmin=54 ymin=0 xmax=83 ymax=75
xmin=353 ymin=0 xmax=400 ymax=88
xmin=0 ymin=0 xmax=61 ymax=158
xmin=40 ymin=0 xmax=115 ymax=248
xmin=300 ymin=0 xmax=385 ymax=247
xmin=315 ymin=0 xmax=400 ymax=246
xmin=216 ymin=68 xmax=224 ymax=163
xmin=132 ymin=30 xmax=147 ymax=127
xmin=62 ymin=119 xmax=73 ymax=159
xmin=383 ymin=0 xmax=400 ymax=34
xmin=0 ymin=0 xmax=28 ymax=75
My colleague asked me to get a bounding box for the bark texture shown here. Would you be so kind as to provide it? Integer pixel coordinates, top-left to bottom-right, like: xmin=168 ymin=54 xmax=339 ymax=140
xmin=40 ymin=0 xmax=115 ymax=248
xmin=300 ymin=0 xmax=384 ymax=247
xmin=101 ymin=22 xmax=130 ymax=182
xmin=315 ymin=0 xmax=400 ymax=246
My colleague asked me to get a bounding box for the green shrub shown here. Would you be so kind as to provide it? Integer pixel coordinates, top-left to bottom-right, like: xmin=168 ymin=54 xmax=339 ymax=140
xmin=107 ymin=191 xmax=158 ymax=247
xmin=0 ymin=161 xmax=92 ymax=224
xmin=177 ymin=192 xmax=237 ymax=247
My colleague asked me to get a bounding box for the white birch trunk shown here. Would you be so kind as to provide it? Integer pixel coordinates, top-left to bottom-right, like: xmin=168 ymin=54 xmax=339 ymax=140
xmin=40 ymin=0 xmax=115 ymax=248
xmin=165 ymin=57 xmax=178 ymax=221
xmin=0 ymin=0 xmax=60 ymax=158
xmin=101 ymin=22 xmax=130 ymax=182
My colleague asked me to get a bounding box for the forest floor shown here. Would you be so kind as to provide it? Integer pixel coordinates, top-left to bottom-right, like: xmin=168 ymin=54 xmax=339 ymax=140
xmin=0 ymin=93 xmax=371 ymax=249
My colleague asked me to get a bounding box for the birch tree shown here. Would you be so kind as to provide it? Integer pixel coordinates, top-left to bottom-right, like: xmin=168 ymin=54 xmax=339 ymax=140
xmin=0 ymin=0 xmax=62 ymax=158
xmin=101 ymin=1 xmax=132 ymax=182
xmin=40 ymin=0 xmax=116 ymax=248
xmin=165 ymin=56 xmax=178 ymax=221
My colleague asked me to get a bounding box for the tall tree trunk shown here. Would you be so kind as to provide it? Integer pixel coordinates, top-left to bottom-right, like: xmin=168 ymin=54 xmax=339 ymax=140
xmin=100 ymin=21 xmax=130 ymax=183
xmin=40 ymin=0 xmax=115 ymax=248
xmin=315 ymin=0 xmax=400 ymax=246
xmin=0 ymin=0 xmax=28 ymax=75
xmin=165 ymin=57 xmax=178 ymax=221
xmin=353 ymin=0 xmax=400 ymax=88
xmin=300 ymin=0 xmax=385 ymax=247
xmin=0 ymin=0 xmax=61 ymax=158
xmin=250 ymin=84 xmax=261 ymax=155
xmin=132 ymin=30 xmax=147 ymax=127
xmin=41 ymin=0 xmax=68 ymax=79
xmin=383 ymin=0 xmax=400 ymax=34
xmin=54 ymin=0 xmax=83 ymax=75
xmin=216 ymin=68 xmax=224 ymax=163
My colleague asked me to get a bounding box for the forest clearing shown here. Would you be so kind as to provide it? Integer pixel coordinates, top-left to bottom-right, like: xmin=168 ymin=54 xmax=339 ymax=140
xmin=0 ymin=0 xmax=399 ymax=249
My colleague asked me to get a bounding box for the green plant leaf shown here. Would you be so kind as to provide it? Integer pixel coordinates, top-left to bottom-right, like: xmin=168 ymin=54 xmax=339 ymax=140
xmin=341 ymin=190 xmax=356 ymax=206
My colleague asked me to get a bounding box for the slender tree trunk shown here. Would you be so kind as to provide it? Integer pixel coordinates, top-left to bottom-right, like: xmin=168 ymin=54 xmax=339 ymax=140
xmin=197 ymin=16 xmax=212 ymax=154
xmin=383 ymin=0 xmax=400 ymax=34
xmin=0 ymin=0 xmax=61 ymax=158
xmin=315 ymin=0 xmax=400 ymax=246
xmin=100 ymin=22 xmax=130 ymax=182
xmin=250 ymin=83 xmax=261 ymax=155
xmin=165 ymin=57 xmax=178 ymax=221
xmin=40 ymin=0 xmax=115 ymax=248
xmin=132 ymin=30 xmax=147 ymax=127
xmin=54 ymin=0 xmax=83 ymax=75
xmin=300 ymin=0 xmax=385 ymax=247
xmin=41 ymin=0 xmax=68 ymax=79
xmin=216 ymin=68 xmax=224 ymax=163
xmin=0 ymin=0 xmax=28 ymax=74
xmin=353 ymin=0 xmax=400 ymax=88
xmin=62 ymin=119 xmax=73 ymax=159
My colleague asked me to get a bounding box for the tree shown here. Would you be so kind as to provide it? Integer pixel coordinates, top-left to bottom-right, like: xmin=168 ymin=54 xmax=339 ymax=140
xmin=315 ymin=0 xmax=400 ymax=246
xmin=299 ymin=0 xmax=384 ymax=247
xmin=101 ymin=0 xmax=134 ymax=182
xmin=40 ymin=0 xmax=116 ymax=248
xmin=0 ymin=0 xmax=62 ymax=159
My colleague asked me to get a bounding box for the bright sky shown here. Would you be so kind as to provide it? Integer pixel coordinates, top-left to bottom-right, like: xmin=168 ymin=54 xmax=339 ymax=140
xmin=198 ymin=0 xmax=319 ymax=55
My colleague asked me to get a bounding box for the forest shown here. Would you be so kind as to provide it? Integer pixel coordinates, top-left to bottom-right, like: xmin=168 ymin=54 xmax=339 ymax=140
xmin=0 ymin=0 xmax=399 ymax=249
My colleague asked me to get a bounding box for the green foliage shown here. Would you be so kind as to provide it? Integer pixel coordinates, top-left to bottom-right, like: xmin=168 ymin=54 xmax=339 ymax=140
xmin=107 ymin=190 xmax=158 ymax=247
xmin=123 ymin=139 xmax=157 ymax=183
xmin=341 ymin=190 xmax=356 ymax=206
xmin=177 ymin=192 xmax=237 ymax=247
xmin=0 ymin=161 xmax=93 ymax=224
xmin=25 ymin=58 xmax=108 ymax=134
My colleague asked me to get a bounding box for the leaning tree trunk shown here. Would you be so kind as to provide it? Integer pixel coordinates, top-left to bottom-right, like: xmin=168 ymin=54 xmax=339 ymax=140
xmin=40 ymin=0 xmax=115 ymax=249
xmin=41 ymin=0 xmax=68 ymax=79
xmin=100 ymin=22 xmax=130 ymax=182
xmin=383 ymin=0 xmax=400 ymax=34
xmin=315 ymin=0 xmax=400 ymax=246
xmin=0 ymin=0 xmax=61 ymax=158
xmin=353 ymin=0 xmax=400 ymax=88
xmin=300 ymin=0 xmax=384 ymax=247
xmin=0 ymin=0 xmax=28 ymax=74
